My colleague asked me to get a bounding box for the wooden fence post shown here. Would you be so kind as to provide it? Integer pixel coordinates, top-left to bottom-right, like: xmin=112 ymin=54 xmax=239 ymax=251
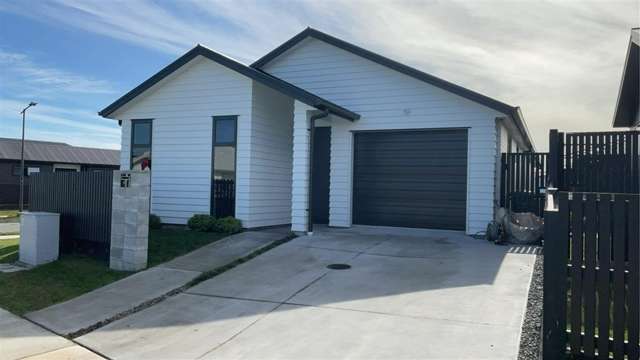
xmin=543 ymin=190 xmax=568 ymax=358
xmin=548 ymin=129 xmax=562 ymax=189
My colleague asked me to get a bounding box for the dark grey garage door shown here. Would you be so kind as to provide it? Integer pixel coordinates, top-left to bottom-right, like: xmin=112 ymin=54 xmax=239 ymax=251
xmin=353 ymin=129 xmax=468 ymax=230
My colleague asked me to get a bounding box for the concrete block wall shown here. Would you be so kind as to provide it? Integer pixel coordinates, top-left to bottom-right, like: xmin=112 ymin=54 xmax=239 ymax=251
xmin=110 ymin=171 xmax=150 ymax=271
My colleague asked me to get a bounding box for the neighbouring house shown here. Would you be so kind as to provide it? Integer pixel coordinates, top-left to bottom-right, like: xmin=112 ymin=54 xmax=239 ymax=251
xmin=0 ymin=138 xmax=119 ymax=208
xmin=99 ymin=28 xmax=533 ymax=234
xmin=613 ymin=27 xmax=639 ymax=129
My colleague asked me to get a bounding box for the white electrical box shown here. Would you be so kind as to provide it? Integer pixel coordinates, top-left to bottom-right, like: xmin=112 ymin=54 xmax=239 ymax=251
xmin=19 ymin=212 xmax=60 ymax=266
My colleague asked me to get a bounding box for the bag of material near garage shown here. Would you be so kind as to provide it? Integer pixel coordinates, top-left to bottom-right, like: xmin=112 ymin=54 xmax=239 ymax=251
xmin=504 ymin=212 xmax=544 ymax=245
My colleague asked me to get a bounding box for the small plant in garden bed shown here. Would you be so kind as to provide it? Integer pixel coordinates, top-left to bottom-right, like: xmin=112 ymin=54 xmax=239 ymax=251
xmin=215 ymin=217 xmax=242 ymax=234
xmin=187 ymin=214 xmax=242 ymax=233
xmin=188 ymin=214 xmax=217 ymax=232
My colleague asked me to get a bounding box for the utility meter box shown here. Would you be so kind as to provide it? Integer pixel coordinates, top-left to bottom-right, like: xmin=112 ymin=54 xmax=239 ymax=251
xmin=19 ymin=212 xmax=60 ymax=266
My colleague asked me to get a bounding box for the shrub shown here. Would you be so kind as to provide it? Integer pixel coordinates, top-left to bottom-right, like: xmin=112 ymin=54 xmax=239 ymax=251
xmin=149 ymin=214 xmax=162 ymax=229
xmin=187 ymin=214 xmax=216 ymax=232
xmin=215 ymin=217 xmax=242 ymax=234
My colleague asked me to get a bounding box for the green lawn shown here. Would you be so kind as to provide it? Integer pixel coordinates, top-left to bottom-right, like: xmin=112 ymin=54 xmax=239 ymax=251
xmin=0 ymin=237 xmax=19 ymax=263
xmin=0 ymin=209 xmax=19 ymax=224
xmin=0 ymin=210 xmax=19 ymax=218
xmin=147 ymin=228 xmax=226 ymax=267
xmin=0 ymin=228 xmax=228 ymax=315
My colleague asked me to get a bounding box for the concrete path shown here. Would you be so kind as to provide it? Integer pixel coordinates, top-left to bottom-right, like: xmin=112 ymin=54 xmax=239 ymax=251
xmin=77 ymin=226 xmax=537 ymax=359
xmin=0 ymin=222 xmax=19 ymax=235
xmin=0 ymin=263 xmax=30 ymax=273
xmin=0 ymin=307 xmax=103 ymax=360
xmin=25 ymin=230 xmax=284 ymax=337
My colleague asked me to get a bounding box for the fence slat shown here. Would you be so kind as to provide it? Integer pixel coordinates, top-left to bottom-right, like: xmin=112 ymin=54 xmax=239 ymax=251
xmin=554 ymin=131 xmax=638 ymax=193
xmin=583 ymin=193 xmax=597 ymax=357
xmin=29 ymin=171 xmax=113 ymax=258
xmin=629 ymin=195 xmax=640 ymax=360
xmin=499 ymin=152 xmax=549 ymax=216
xmin=633 ymin=131 xmax=640 ymax=193
xmin=611 ymin=195 xmax=626 ymax=359
xmin=569 ymin=193 xmax=584 ymax=354
xmin=543 ymin=192 xmax=570 ymax=359
xmin=597 ymin=194 xmax=612 ymax=359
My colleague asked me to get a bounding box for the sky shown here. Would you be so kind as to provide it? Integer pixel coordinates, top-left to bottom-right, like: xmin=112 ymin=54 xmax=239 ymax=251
xmin=0 ymin=0 xmax=638 ymax=151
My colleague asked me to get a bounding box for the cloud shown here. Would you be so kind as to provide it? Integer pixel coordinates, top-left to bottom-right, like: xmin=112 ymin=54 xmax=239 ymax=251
xmin=1 ymin=98 xmax=120 ymax=149
xmin=1 ymin=0 xmax=638 ymax=150
xmin=0 ymin=49 xmax=116 ymax=95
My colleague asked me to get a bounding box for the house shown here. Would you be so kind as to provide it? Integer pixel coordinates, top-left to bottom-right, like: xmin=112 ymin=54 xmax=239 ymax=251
xmin=99 ymin=28 xmax=533 ymax=234
xmin=0 ymin=138 xmax=119 ymax=208
xmin=613 ymin=27 xmax=639 ymax=129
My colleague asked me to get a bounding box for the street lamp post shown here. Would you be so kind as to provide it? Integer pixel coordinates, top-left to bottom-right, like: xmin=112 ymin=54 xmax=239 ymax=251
xmin=19 ymin=102 xmax=37 ymax=212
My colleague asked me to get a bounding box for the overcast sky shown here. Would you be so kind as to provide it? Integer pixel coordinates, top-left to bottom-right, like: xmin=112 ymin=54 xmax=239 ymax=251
xmin=1 ymin=0 xmax=638 ymax=150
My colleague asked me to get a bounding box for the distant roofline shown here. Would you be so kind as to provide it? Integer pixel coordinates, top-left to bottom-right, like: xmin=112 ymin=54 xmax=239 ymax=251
xmin=0 ymin=137 xmax=69 ymax=146
xmin=0 ymin=137 xmax=119 ymax=165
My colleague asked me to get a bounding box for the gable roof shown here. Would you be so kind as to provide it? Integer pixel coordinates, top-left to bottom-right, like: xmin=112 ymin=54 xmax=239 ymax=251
xmin=253 ymin=27 xmax=533 ymax=150
xmin=612 ymin=28 xmax=639 ymax=128
xmin=0 ymin=138 xmax=119 ymax=166
xmin=99 ymin=44 xmax=359 ymax=121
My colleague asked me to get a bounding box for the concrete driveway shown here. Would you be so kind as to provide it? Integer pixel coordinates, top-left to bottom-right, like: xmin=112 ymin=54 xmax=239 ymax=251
xmin=78 ymin=226 xmax=537 ymax=359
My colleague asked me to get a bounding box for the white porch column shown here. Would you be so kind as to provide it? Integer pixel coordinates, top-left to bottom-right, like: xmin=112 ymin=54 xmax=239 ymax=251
xmin=291 ymin=101 xmax=313 ymax=232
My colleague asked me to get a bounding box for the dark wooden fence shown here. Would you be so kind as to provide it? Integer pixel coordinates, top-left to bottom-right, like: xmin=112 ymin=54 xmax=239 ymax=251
xmin=500 ymin=152 xmax=548 ymax=216
xmin=544 ymin=192 xmax=639 ymax=359
xmin=501 ymin=130 xmax=638 ymax=216
xmin=29 ymin=171 xmax=113 ymax=259
xmin=550 ymin=130 xmax=640 ymax=194
xmin=213 ymin=179 xmax=235 ymax=218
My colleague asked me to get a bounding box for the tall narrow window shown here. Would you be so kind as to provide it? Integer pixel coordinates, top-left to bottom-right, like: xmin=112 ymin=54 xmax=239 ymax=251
xmin=131 ymin=119 xmax=152 ymax=171
xmin=212 ymin=116 xmax=237 ymax=217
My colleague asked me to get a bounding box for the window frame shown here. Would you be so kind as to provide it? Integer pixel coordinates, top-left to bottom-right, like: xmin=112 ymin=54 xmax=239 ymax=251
xmin=211 ymin=115 xmax=238 ymax=217
xmin=130 ymin=119 xmax=153 ymax=170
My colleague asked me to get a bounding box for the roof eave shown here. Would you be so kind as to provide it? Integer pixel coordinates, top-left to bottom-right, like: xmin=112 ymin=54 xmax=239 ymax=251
xmin=253 ymin=27 xmax=532 ymax=146
xmin=99 ymin=44 xmax=360 ymax=121
xmin=511 ymin=107 xmax=534 ymax=151
xmin=612 ymin=33 xmax=639 ymax=128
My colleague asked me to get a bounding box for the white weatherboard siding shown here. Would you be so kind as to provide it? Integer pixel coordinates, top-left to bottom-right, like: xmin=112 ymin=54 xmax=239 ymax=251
xmin=120 ymin=120 xmax=131 ymax=170
xmin=113 ymin=56 xmax=253 ymax=225
xmin=245 ymin=82 xmax=294 ymax=228
xmin=263 ymin=38 xmax=506 ymax=234
xmin=291 ymin=101 xmax=313 ymax=232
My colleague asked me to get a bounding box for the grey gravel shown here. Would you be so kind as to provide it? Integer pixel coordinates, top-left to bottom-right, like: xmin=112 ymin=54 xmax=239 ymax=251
xmin=518 ymin=252 xmax=543 ymax=360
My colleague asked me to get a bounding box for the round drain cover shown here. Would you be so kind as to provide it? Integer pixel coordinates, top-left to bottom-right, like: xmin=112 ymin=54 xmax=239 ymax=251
xmin=327 ymin=263 xmax=351 ymax=270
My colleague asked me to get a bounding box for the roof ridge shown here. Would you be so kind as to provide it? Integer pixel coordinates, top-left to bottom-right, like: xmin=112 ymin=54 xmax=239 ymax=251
xmin=0 ymin=137 xmax=70 ymax=146
xmin=99 ymin=44 xmax=360 ymax=120
xmin=251 ymin=27 xmax=533 ymax=150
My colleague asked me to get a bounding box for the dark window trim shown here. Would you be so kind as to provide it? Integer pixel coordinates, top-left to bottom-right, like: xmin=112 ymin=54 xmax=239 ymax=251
xmin=211 ymin=115 xmax=238 ymax=217
xmin=130 ymin=119 xmax=153 ymax=170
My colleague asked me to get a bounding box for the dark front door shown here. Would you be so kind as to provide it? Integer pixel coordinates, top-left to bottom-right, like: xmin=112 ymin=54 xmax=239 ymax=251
xmin=312 ymin=127 xmax=331 ymax=224
xmin=353 ymin=129 xmax=468 ymax=230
